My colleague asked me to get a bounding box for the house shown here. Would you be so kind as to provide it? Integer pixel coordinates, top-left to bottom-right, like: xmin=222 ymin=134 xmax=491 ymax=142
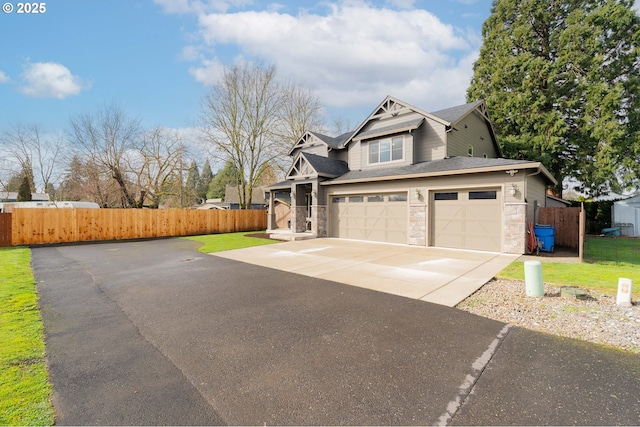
xmin=266 ymin=96 xmax=557 ymax=254
xmin=223 ymin=184 xmax=268 ymax=210
xmin=612 ymin=194 xmax=640 ymax=237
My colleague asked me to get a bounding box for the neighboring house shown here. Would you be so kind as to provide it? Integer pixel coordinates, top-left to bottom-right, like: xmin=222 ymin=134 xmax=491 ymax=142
xmin=612 ymin=194 xmax=640 ymax=237
xmin=224 ymin=184 xmax=268 ymax=210
xmin=266 ymin=95 xmax=557 ymax=254
xmin=0 ymin=192 xmax=50 ymax=202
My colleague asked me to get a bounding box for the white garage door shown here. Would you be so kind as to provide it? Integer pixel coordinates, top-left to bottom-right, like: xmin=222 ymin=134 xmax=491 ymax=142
xmin=330 ymin=193 xmax=408 ymax=244
xmin=431 ymin=189 xmax=502 ymax=252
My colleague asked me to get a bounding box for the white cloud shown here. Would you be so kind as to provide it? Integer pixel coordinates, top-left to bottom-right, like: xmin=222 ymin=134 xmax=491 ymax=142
xmin=19 ymin=62 xmax=87 ymax=99
xmin=0 ymin=71 xmax=10 ymax=84
xmin=181 ymin=2 xmax=481 ymax=117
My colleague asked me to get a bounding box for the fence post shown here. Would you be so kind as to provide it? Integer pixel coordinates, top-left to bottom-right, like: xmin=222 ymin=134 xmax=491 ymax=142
xmin=579 ymin=202 xmax=585 ymax=262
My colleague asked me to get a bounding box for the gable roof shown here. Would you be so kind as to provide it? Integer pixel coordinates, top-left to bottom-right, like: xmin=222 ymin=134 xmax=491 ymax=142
xmin=352 ymin=117 xmax=424 ymax=141
xmin=287 ymin=130 xmax=353 ymax=155
xmin=308 ymin=131 xmax=351 ymax=149
xmin=286 ymin=151 xmax=349 ymax=180
xmin=322 ymin=156 xmax=556 ymax=186
xmin=430 ymin=100 xmax=484 ymax=123
xmin=346 ymin=95 xmax=450 ymax=145
xmin=430 ymin=100 xmax=502 ymax=157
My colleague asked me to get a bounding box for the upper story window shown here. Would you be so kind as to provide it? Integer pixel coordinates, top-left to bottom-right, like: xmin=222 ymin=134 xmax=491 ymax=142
xmin=368 ymin=136 xmax=403 ymax=164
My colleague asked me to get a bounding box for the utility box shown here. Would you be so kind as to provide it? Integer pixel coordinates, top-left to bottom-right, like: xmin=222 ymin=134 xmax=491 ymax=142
xmin=524 ymin=261 xmax=544 ymax=297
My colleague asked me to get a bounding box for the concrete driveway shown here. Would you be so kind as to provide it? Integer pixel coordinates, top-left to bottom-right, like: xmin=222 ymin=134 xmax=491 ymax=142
xmin=215 ymin=238 xmax=518 ymax=306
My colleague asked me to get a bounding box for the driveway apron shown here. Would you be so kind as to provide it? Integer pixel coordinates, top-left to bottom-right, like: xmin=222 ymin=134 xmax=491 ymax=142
xmin=32 ymin=239 xmax=640 ymax=425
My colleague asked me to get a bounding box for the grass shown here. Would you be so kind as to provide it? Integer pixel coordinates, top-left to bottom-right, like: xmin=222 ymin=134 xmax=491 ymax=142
xmin=0 ymin=247 xmax=55 ymax=426
xmin=499 ymin=237 xmax=640 ymax=297
xmin=184 ymin=230 xmax=281 ymax=253
xmin=584 ymin=237 xmax=640 ymax=265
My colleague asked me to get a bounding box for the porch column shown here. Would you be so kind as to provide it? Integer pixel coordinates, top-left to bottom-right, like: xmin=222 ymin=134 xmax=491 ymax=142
xmin=311 ymin=181 xmax=327 ymax=237
xmin=267 ymin=190 xmax=276 ymax=231
xmin=290 ymin=183 xmax=307 ymax=233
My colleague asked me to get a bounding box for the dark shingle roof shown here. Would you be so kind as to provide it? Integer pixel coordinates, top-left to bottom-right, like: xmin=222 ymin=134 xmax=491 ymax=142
xmin=309 ymin=131 xmax=352 ymax=149
xmin=326 ymin=156 xmax=540 ymax=183
xmin=354 ymin=117 xmax=424 ymax=140
xmin=302 ymin=152 xmax=350 ymax=177
xmin=430 ymin=100 xmax=484 ymax=124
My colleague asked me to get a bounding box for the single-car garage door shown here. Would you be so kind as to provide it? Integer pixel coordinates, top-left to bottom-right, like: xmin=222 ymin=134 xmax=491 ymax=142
xmin=431 ymin=189 xmax=502 ymax=252
xmin=330 ymin=193 xmax=408 ymax=244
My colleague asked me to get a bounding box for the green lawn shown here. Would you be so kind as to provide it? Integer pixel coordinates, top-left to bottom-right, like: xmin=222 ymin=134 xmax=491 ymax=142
xmin=498 ymin=261 xmax=640 ymax=296
xmin=0 ymin=247 xmax=55 ymax=426
xmin=584 ymin=236 xmax=640 ymax=265
xmin=499 ymin=237 xmax=640 ymax=297
xmin=184 ymin=231 xmax=281 ymax=253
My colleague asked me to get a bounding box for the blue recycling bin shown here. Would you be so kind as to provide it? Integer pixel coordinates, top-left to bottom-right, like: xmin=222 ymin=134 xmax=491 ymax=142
xmin=534 ymin=225 xmax=555 ymax=253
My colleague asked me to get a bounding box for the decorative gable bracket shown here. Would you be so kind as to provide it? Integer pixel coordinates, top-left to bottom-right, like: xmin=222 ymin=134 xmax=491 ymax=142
xmin=286 ymin=153 xmax=318 ymax=180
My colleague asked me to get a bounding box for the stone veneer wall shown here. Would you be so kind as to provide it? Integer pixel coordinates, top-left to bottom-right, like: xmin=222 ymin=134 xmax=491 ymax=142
xmin=409 ymin=204 xmax=427 ymax=246
xmin=504 ymin=203 xmax=527 ymax=254
xmin=313 ymin=205 xmax=327 ymax=237
xmin=291 ymin=206 xmax=308 ymax=232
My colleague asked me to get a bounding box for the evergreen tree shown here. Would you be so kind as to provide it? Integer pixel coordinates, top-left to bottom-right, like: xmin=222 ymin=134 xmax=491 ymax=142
xmin=17 ymin=175 xmax=32 ymax=201
xmin=208 ymin=160 xmax=240 ymax=200
xmin=185 ymin=161 xmax=201 ymax=205
xmin=198 ymin=159 xmax=214 ymax=201
xmin=467 ymin=0 xmax=640 ymax=196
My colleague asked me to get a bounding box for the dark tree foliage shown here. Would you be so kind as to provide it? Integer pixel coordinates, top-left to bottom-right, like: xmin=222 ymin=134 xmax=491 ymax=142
xmin=17 ymin=175 xmax=32 ymax=202
xmin=468 ymin=0 xmax=640 ymax=196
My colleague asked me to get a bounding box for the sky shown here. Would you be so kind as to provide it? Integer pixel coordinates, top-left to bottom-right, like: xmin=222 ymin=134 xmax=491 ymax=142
xmin=0 ymin=0 xmax=494 ymax=138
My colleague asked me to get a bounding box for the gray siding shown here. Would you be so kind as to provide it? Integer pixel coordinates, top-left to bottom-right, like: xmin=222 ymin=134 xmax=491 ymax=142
xmin=415 ymin=120 xmax=446 ymax=162
xmin=447 ymin=110 xmax=498 ymax=158
xmin=348 ymin=140 xmax=362 ymax=170
xmin=526 ymin=175 xmax=547 ymax=224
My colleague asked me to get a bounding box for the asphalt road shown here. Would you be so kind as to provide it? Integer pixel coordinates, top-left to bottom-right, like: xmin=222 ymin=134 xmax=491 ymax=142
xmin=32 ymin=238 xmax=640 ymax=425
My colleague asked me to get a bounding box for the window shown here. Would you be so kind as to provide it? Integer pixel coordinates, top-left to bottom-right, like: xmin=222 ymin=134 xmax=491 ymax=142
xmin=368 ymin=195 xmax=384 ymax=202
xmin=469 ymin=191 xmax=497 ymax=200
xmin=349 ymin=196 xmax=363 ymax=203
xmin=434 ymin=192 xmax=458 ymax=201
xmin=468 ymin=145 xmax=474 ymax=157
xmin=388 ymin=193 xmax=407 ymax=202
xmin=369 ymin=136 xmax=403 ymax=164
xmin=332 ymin=197 xmax=345 ymax=203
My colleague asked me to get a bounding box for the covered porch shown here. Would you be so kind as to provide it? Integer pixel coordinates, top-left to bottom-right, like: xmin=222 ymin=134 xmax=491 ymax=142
xmin=266 ymin=180 xmax=327 ymax=241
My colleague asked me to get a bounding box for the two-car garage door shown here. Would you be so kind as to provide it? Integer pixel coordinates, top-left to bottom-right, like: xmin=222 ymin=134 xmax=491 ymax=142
xmin=329 ymin=188 xmax=502 ymax=252
xmin=330 ymin=193 xmax=408 ymax=244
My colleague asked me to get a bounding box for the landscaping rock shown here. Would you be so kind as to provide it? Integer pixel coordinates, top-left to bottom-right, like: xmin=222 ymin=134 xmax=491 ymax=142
xmin=457 ymin=279 xmax=640 ymax=353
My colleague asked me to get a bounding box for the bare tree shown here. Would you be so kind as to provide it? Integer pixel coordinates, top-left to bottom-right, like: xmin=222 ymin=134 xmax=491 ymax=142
xmin=273 ymin=81 xmax=325 ymax=171
xmin=0 ymin=123 xmax=64 ymax=193
xmin=133 ymin=127 xmax=188 ymax=208
xmin=69 ymin=104 xmax=142 ymax=207
xmin=200 ymin=63 xmax=281 ymax=209
xmin=199 ymin=63 xmax=324 ymax=208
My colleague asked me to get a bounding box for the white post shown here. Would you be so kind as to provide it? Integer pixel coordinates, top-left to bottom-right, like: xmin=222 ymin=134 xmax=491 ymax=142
xmin=616 ymin=278 xmax=633 ymax=307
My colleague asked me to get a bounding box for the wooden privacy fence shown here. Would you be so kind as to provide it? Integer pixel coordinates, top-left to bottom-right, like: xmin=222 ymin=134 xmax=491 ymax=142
xmin=5 ymin=208 xmax=267 ymax=246
xmin=538 ymin=206 xmax=585 ymax=250
xmin=0 ymin=213 xmax=11 ymax=247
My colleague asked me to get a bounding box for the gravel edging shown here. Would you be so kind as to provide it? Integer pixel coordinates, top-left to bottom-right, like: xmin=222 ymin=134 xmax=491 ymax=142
xmin=457 ymin=279 xmax=640 ymax=353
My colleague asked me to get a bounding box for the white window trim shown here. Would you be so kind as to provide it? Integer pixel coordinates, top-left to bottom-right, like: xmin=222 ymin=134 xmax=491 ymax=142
xmin=367 ymin=135 xmax=405 ymax=165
